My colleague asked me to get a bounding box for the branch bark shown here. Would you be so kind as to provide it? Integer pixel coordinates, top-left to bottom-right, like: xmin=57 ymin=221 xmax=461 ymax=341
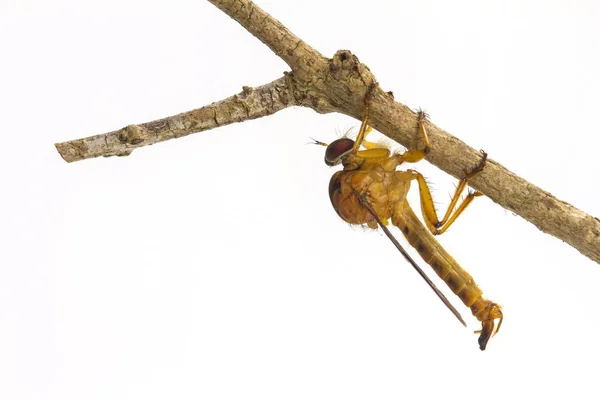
xmin=54 ymin=0 xmax=600 ymax=265
xmin=54 ymin=77 xmax=298 ymax=162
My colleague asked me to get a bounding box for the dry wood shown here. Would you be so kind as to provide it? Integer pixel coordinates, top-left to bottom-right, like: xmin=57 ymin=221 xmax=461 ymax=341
xmin=55 ymin=0 xmax=600 ymax=264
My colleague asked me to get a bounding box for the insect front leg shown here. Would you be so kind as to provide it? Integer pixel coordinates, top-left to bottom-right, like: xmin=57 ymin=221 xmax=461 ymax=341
xmin=352 ymin=83 xmax=379 ymax=154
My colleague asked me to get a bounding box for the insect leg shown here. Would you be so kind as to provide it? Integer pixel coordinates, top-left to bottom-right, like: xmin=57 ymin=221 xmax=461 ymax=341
xmin=398 ymin=109 xmax=431 ymax=163
xmin=352 ymin=109 xmax=370 ymax=154
xmin=408 ymin=147 xmax=487 ymax=235
xmin=407 ymin=163 xmax=483 ymax=236
xmin=352 ymin=83 xmax=378 ymax=153
xmin=358 ymin=127 xmax=382 ymax=149
xmin=392 ymin=111 xmax=486 ymax=234
xmin=434 ymin=150 xmax=487 ymax=235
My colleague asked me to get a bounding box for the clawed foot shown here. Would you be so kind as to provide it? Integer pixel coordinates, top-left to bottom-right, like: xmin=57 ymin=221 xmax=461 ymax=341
xmin=465 ymin=149 xmax=488 ymax=179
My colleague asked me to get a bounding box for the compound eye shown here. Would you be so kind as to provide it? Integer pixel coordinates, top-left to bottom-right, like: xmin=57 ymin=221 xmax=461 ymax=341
xmin=325 ymin=138 xmax=354 ymax=166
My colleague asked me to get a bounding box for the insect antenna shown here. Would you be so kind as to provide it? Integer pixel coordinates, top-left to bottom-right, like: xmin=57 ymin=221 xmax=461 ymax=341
xmin=308 ymin=138 xmax=328 ymax=147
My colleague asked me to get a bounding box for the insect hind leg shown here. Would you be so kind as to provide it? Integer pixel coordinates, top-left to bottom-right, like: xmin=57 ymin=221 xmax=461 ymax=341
xmin=406 ymin=112 xmax=488 ymax=236
xmin=432 ymin=149 xmax=487 ymax=235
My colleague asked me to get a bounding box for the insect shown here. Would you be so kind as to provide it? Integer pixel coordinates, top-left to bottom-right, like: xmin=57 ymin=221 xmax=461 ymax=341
xmin=314 ymin=97 xmax=503 ymax=350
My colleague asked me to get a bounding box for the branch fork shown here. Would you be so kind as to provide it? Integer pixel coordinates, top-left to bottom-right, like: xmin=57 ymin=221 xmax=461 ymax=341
xmin=54 ymin=0 xmax=600 ymax=264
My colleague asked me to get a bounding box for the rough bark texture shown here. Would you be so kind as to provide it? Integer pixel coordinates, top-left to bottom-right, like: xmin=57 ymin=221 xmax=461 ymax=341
xmin=55 ymin=77 xmax=296 ymax=162
xmin=54 ymin=0 xmax=600 ymax=264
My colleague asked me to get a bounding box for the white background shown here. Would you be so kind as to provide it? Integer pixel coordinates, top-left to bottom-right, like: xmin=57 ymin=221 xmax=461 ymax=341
xmin=2 ymin=0 xmax=600 ymax=399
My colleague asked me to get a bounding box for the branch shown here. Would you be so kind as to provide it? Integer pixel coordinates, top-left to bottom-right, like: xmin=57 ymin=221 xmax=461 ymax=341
xmin=54 ymin=0 xmax=600 ymax=265
xmin=55 ymin=76 xmax=296 ymax=162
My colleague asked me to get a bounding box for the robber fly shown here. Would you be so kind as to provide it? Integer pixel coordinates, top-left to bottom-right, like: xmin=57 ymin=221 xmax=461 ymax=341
xmin=314 ymin=95 xmax=502 ymax=350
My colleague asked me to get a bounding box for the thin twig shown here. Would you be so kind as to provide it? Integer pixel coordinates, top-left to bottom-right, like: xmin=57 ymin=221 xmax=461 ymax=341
xmin=54 ymin=0 xmax=600 ymax=265
xmin=55 ymin=76 xmax=295 ymax=162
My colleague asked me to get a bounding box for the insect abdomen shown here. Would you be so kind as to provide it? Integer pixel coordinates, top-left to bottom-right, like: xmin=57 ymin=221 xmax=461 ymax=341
xmin=393 ymin=203 xmax=483 ymax=308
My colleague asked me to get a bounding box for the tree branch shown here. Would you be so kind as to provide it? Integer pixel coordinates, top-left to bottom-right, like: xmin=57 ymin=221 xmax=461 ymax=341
xmin=208 ymin=0 xmax=327 ymax=82
xmin=55 ymin=76 xmax=296 ymax=162
xmin=54 ymin=0 xmax=600 ymax=265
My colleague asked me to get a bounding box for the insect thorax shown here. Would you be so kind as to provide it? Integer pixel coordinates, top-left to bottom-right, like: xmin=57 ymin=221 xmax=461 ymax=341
xmin=329 ymin=164 xmax=411 ymax=229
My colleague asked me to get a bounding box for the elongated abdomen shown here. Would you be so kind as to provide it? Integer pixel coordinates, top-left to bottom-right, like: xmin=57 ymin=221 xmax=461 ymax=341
xmin=392 ymin=201 xmax=502 ymax=350
xmin=393 ymin=202 xmax=482 ymax=307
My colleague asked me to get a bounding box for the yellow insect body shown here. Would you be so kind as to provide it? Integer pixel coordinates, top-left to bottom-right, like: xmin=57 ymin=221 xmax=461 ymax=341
xmin=323 ymin=112 xmax=502 ymax=350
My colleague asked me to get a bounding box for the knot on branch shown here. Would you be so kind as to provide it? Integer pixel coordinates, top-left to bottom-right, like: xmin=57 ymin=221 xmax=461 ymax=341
xmin=329 ymin=50 xmax=365 ymax=79
xmin=117 ymin=125 xmax=149 ymax=145
xmin=324 ymin=50 xmax=377 ymax=115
